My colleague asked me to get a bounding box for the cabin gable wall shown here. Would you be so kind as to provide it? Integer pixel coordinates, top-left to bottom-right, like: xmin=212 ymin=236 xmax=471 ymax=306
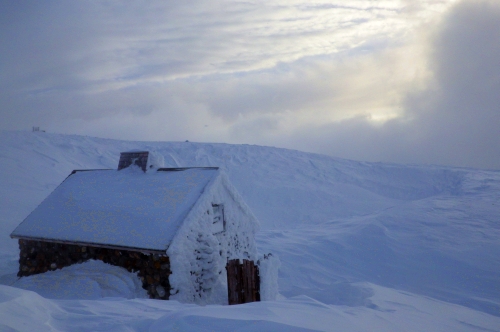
xmin=168 ymin=175 xmax=258 ymax=305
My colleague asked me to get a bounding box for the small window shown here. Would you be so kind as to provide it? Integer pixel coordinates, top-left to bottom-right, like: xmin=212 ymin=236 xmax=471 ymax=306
xmin=212 ymin=204 xmax=225 ymax=233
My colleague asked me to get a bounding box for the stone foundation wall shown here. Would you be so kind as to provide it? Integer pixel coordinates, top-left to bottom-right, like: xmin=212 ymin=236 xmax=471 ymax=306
xmin=17 ymin=239 xmax=171 ymax=300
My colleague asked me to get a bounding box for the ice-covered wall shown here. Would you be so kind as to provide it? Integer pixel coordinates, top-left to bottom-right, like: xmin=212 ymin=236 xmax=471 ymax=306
xmin=257 ymin=254 xmax=280 ymax=301
xmin=168 ymin=171 xmax=260 ymax=305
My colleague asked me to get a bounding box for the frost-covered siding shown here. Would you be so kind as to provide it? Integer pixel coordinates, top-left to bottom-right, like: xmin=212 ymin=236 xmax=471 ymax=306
xmin=11 ymin=168 xmax=217 ymax=252
xmin=168 ymin=172 xmax=260 ymax=305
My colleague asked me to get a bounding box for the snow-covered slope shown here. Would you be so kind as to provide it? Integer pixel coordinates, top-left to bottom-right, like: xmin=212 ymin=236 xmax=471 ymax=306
xmin=1 ymin=130 xmax=499 ymax=331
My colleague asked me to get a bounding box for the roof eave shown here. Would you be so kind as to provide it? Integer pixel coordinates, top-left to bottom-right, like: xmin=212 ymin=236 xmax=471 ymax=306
xmin=10 ymin=234 xmax=168 ymax=255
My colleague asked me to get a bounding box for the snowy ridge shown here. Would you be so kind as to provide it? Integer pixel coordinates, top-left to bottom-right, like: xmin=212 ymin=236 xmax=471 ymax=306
xmin=1 ymin=130 xmax=500 ymax=331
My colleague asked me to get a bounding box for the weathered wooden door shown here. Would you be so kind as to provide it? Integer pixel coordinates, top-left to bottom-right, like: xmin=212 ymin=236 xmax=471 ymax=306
xmin=226 ymin=259 xmax=260 ymax=305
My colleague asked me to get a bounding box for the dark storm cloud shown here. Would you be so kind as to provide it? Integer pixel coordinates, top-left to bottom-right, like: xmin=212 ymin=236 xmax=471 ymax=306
xmin=274 ymin=0 xmax=500 ymax=169
xmin=412 ymin=0 xmax=500 ymax=168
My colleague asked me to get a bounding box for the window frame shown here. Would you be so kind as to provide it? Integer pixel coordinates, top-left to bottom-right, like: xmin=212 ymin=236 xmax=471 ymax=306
xmin=211 ymin=203 xmax=226 ymax=234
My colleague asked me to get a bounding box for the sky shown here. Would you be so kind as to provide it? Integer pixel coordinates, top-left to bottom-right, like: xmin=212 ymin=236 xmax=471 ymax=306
xmin=1 ymin=0 xmax=499 ymax=170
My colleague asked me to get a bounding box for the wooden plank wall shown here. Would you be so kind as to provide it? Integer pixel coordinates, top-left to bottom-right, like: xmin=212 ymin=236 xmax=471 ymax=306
xmin=226 ymin=259 xmax=260 ymax=305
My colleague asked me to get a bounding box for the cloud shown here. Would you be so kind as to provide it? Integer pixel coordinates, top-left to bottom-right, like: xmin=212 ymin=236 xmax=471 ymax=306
xmin=2 ymin=1 xmax=403 ymax=127
xmin=5 ymin=0 xmax=498 ymax=170
xmin=264 ymin=0 xmax=500 ymax=169
xmin=402 ymin=0 xmax=500 ymax=168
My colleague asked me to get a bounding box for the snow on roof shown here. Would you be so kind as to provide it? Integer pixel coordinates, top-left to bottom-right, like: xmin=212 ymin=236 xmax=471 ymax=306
xmin=11 ymin=167 xmax=219 ymax=252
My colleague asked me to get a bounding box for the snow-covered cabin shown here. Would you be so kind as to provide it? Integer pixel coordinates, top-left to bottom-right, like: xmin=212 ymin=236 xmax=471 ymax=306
xmin=10 ymin=151 xmax=263 ymax=304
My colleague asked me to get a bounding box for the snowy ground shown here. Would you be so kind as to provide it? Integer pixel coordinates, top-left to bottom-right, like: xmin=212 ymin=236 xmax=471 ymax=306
xmin=1 ymin=130 xmax=499 ymax=331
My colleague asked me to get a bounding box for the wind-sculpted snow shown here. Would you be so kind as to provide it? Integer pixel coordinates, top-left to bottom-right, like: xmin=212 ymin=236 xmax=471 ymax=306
xmin=12 ymin=260 xmax=147 ymax=300
xmin=1 ymin=130 xmax=499 ymax=330
xmin=1 ymin=284 xmax=499 ymax=331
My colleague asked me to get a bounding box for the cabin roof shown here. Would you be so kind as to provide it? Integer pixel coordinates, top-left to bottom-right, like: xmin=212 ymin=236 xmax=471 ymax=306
xmin=11 ymin=167 xmax=219 ymax=252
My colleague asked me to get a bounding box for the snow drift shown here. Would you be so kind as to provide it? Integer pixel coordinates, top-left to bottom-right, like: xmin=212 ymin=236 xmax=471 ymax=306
xmin=0 ymin=130 xmax=499 ymax=331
